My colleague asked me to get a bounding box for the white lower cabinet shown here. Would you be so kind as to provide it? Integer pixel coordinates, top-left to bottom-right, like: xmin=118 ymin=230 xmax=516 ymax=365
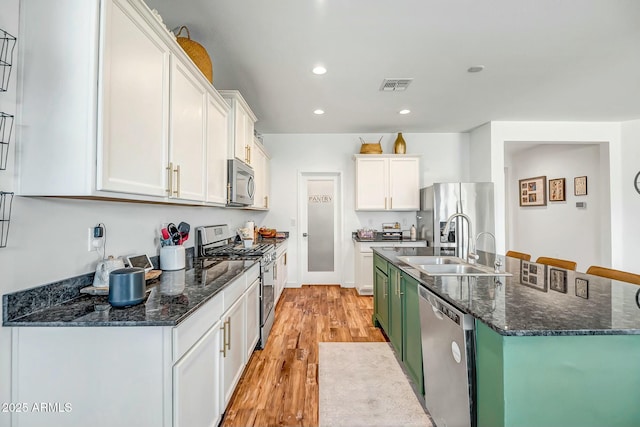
xmin=245 ymin=278 xmax=260 ymax=360
xmin=173 ymin=321 xmax=222 ymax=427
xmin=354 ymin=240 xmax=427 ymax=295
xmin=9 ymin=263 xmax=262 ymax=427
xmin=221 ymin=293 xmax=246 ymax=407
xmin=274 ymin=241 xmax=288 ymax=304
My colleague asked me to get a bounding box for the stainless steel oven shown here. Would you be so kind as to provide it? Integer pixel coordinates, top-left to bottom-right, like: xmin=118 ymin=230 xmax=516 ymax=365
xmin=227 ymin=159 xmax=255 ymax=206
xmin=196 ymin=224 xmax=275 ymax=349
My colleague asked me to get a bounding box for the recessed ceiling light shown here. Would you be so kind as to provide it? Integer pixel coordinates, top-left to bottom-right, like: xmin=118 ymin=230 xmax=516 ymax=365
xmin=399 ymin=109 xmax=411 ymax=115
xmin=312 ymin=66 xmax=327 ymax=75
xmin=314 ymin=109 xmax=325 ymax=115
xmin=467 ymin=65 xmax=485 ymax=73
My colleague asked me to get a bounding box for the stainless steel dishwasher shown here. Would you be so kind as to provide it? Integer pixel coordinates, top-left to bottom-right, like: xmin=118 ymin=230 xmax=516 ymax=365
xmin=418 ymin=285 xmax=475 ymax=427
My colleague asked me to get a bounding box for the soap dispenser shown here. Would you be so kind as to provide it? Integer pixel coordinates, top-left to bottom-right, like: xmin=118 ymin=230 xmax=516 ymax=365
xmin=410 ymin=224 xmax=416 ymax=241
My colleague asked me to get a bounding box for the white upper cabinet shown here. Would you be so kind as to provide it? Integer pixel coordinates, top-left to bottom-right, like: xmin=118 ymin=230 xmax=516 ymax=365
xmin=17 ymin=0 xmax=231 ymax=206
xmin=251 ymin=138 xmax=270 ymax=209
xmin=168 ymin=57 xmax=207 ymax=202
xmin=97 ymin=0 xmax=170 ymax=197
xmin=206 ymin=92 xmax=230 ymax=205
xmin=219 ymin=90 xmax=257 ymax=167
xmin=354 ymin=155 xmax=420 ymax=211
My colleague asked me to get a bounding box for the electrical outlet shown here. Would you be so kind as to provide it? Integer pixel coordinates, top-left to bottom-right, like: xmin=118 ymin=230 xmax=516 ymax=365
xmin=87 ymin=227 xmax=105 ymax=252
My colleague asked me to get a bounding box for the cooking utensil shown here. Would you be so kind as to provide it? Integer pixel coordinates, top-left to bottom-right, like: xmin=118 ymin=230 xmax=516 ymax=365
xmin=177 ymin=222 xmax=190 ymax=244
xmin=167 ymin=223 xmax=180 ymax=245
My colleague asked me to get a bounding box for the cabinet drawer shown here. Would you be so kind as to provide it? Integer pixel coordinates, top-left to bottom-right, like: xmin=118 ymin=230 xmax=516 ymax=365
xmin=173 ymin=294 xmax=224 ymax=362
xmin=245 ymin=262 xmax=260 ymax=286
xmin=374 ymin=254 xmax=388 ymax=275
xmin=223 ymin=274 xmax=247 ymax=312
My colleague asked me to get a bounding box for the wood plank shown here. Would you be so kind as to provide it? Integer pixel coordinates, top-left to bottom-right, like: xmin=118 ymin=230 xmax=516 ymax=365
xmin=221 ymin=286 xmax=387 ymax=427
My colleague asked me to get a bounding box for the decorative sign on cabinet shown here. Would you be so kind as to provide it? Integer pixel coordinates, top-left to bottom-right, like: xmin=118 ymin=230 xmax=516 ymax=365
xmin=354 ymin=154 xmax=420 ymax=211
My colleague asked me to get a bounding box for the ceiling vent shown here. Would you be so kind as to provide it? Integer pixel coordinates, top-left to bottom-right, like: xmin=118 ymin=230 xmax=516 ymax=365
xmin=380 ymin=78 xmax=413 ymax=92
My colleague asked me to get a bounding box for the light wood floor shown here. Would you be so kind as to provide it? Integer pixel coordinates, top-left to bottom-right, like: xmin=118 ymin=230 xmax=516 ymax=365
xmin=221 ymin=285 xmax=387 ymax=427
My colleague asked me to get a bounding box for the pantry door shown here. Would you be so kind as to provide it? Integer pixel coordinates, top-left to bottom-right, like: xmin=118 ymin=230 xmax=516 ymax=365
xmin=299 ymin=172 xmax=342 ymax=285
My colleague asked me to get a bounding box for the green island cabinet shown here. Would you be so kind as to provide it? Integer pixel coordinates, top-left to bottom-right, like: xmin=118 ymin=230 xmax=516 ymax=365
xmin=373 ymin=253 xmax=424 ymax=395
xmin=476 ymin=321 xmax=640 ymax=427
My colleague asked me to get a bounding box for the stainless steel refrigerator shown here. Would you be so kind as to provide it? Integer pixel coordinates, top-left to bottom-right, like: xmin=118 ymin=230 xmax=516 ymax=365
xmin=416 ymin=183 xmax=495 ymax=257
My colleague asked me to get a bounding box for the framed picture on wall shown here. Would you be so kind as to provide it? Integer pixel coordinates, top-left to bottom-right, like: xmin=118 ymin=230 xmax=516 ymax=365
xmin=519 ymin=176 xmax=547 ymax=207
xmin=549 ymin=178 xmax=566 ymax=202
xmin=574 ymin=176 xmax=588 ymax=196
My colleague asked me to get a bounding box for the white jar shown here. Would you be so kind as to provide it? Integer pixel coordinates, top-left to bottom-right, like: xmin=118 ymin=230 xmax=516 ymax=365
xmin=160 ymin=245 xmax=186 ymax=271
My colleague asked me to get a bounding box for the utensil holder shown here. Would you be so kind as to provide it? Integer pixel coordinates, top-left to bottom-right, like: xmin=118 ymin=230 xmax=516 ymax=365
xmin=160 ymin=245 xmax=186 ymax=271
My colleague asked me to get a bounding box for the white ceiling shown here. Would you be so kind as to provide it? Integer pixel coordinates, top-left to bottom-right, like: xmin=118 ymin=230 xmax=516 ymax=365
xmin=146 ymin=0 xmax=640 ymax=135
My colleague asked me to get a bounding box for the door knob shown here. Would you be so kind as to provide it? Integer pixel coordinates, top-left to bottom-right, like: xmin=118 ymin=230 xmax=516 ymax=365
xmin=302 ymin=233 xmax=308 ymax=237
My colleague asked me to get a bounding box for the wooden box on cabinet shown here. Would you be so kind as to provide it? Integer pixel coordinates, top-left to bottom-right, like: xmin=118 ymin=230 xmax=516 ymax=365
xmin=354 ymin=154 xmax=420 ymax=211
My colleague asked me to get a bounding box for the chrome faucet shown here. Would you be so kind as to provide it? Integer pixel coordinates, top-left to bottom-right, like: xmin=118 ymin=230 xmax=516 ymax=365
xmin=442 ymin=213 xmax=478 ymax=264
xmin=475 ymin=231 xmax=502 ymax=272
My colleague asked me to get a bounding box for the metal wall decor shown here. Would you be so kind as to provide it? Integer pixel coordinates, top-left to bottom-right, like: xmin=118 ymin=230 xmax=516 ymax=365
xmin=1 ymin=28 xmax=17 ymax=92
xmin=0 ymin=191 xmax=14 ymax=248
xmin=0 ymin=112 xmax=14 ymax=170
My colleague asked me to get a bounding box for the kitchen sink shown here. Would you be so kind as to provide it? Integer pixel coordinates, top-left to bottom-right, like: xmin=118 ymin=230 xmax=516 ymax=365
xmin=397 ymin=256 xmax=463 ymax=265
xmin=398 ymin=256 xmax=512 ymax=277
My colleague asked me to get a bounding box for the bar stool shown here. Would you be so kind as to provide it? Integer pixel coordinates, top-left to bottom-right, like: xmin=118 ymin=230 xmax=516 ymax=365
xmin=505 ymin=251 xmax=531 ymax=261
xmin=586 ymin=266 xmax=640 ymax=286
xmin=535 ymin=256 xmax=577 ymax=271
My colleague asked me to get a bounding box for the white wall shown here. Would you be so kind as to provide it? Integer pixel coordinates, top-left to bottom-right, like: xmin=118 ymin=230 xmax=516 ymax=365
xmin=620 ymin=119 xmax=640 ymax=270
xmin=262 ymin=132 xmax=468 ymax=288
xmin=506 ymin=144 xmax=602 ymax=271
xmin=1 ymin=1 xmax=19 ymax=424
xmin=488 ymin=121 xmax=621 ymax=262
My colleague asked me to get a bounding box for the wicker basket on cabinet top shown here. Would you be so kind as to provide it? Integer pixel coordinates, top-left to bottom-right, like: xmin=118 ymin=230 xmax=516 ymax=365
xmin=176 ymin=26 xmax=213 ymax=83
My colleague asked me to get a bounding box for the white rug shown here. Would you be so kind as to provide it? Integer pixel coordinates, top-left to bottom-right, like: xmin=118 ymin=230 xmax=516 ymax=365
xmin=318 ymin=342 xmax=432 ymax=427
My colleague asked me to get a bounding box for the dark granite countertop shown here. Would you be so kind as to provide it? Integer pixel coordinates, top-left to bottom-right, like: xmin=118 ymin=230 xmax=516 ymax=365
xmin=3 ymin=259 xmax=259 ymax=327
xmin=352 ymin=231 xmax=426 ymax=244
xmin=373 ymin=247 xmax=640 ymax=336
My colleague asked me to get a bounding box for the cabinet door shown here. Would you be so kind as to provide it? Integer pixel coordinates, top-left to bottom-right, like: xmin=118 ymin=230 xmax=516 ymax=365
xmin=251 ymin=142 xmax=265 ymax=208
xmin=168 ymin=57 xmax=206 ymax=202
xmin=245 ymin=278 xmax=260 ymax=360
xmin=388 ymin=265 xmax=403 ymax=355
xmin=221 ymin=295 xmax=246 ymax=406
xmin=173 ymin=322 xmax=222 ymax=427
xmin=234 ymin=103 xmax=249 ymax=164
xmin=98 ymin=0 xmax=169 ymax=196
xmin=402 ymin=274 xmax=425 ymax=395
xmin=374 ymin=266 xmax=389 ymax=332
xmin=358 ymin=252 xmax=374 ymax=295
xmin=206 ymin=92 xmax=229 ymax=204
xmin=355 ymin=158 xmax=388 ymax=210
xmin=388 ymin=158 xmax=420 ymax=210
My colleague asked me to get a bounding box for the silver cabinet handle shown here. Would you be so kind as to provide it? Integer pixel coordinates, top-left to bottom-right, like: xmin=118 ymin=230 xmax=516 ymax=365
xmin=174 ymin=164 xmax=181 ymax=197
xmin=166 ymin=162 xmax=173 ymax=194
xmin=383 ymin=278 xmax=388 ymax=298
xmin=220 ymin=321 xmax=227 ymax=357
xmin=226 ymin=317 xmax=231 ymax=351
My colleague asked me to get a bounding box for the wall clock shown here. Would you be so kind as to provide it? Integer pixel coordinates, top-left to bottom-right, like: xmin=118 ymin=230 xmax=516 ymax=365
xmin=635 ymin=171 xmax=640 ymax=195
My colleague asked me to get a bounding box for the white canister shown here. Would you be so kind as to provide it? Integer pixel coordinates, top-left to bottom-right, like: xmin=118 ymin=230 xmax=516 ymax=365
xmin=160 ymin=245 xmax=186 ymax=271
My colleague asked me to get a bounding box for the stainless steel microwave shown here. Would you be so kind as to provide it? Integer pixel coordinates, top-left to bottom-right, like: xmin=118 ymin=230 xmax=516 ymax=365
xmin=227 ymin=159 xmax=255 ymax=206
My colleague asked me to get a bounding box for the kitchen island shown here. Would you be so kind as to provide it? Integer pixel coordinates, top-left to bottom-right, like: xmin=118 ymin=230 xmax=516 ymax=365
xmin=374 ymin=246 xmax=640 ymax=427
xmin=2 ymin=258 xmax=261 ymax=427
